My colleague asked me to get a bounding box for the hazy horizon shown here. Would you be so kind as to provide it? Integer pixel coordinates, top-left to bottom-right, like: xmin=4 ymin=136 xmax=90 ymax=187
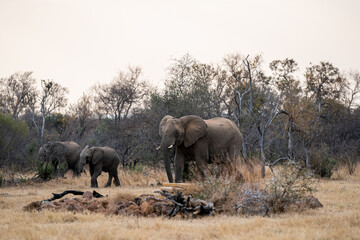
xmin=1 ymin=0 xmax=359 ymax=103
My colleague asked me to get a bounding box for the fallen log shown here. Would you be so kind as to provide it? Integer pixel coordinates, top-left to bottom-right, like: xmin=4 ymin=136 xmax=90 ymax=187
xmin=155 ymin=189 xmax=215 ymax=218
xmin=25 ymin=189 xmax=214 ymax=218
xmin=42 ymin=190 xmax=105 ymax=203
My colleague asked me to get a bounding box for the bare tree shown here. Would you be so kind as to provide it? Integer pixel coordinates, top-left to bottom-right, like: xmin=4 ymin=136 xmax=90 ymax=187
xmin=344 ymin=70 xmax=360 ymax=112
xmin=93 ymin=66 xmax=149 ymax=125
xmin=30 ymin=80 xmax=68 ymax=145
xmin=223 ymin=54 xmax=266 ymax=160
xmin=0 ymin=72 xmax=37 ymax=119
xmin=232 ymin=54 xmax=285 ymax=177
xmin=69 ymin=93 xmax=94 ymax=143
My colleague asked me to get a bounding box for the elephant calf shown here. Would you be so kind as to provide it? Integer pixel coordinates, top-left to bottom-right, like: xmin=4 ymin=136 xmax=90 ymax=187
xmin=80 ymin=146 xmax=121 ymax=188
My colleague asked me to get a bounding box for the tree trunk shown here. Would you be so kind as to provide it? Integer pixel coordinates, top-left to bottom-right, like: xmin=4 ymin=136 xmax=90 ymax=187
xmin=288 ymin=117 xmax=294 ymax=160
xmin=260 ymin=133 xmax=266 ymax=178
xmin=31 ymin=112 xmax=40 ymax=142
xmin=40 ymin=114 xmax=46 ymax=146
xmin=242 ymin=140 xmax=247 ymax=159
xmin=305 ymin=148 xmax=310 ymax=167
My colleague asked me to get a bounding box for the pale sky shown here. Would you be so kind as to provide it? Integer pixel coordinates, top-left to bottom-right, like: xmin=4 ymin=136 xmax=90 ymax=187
xmin=1 ymin=0 xmax=359 ymax=103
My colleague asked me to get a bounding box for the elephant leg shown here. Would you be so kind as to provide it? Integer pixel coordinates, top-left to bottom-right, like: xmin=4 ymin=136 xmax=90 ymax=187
xmin=226 ymin=145 xmax=238 ymax=172
xmin=60 ymin=156 xmax=67 ymax=177
xmin=90 ymin=165 xmax=102 ymax=188
xmin=105 ymin=173 xmax=113 ymax=188
xmin=53 ymin=159 xmax=59 ymax=177
xmin=194 ymin=142 xmax=209 ymax=180
xmin=113 ymin=169 xmax=121 ymax=187
xmin=227 ymin=144 xmax=246 ymax=181
xmin=195 ymin=158 xmax=207 ymax=180
xmin=174 ymin=151 xmax=185 ymax=183
xmin=90 ymin=165 xmax=94 ymax=176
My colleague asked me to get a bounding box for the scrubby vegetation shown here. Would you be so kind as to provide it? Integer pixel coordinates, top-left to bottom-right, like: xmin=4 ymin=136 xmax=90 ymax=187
xmin=197 ymin=162 xmax=320 ymax=216
xmin=1 ymin=54 xmax=359 ymax=182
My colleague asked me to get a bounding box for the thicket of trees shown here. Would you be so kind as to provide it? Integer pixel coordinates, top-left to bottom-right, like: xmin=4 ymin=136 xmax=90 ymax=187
xmin=1 ymin=53 xmax=359 ymax=178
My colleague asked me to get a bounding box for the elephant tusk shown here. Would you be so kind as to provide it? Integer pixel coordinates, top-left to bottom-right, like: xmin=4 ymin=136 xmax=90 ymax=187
xmin=156 ymin=146 xmax=161 ymax=150
xmin=168 ymin=145 xmax=173 ymax=149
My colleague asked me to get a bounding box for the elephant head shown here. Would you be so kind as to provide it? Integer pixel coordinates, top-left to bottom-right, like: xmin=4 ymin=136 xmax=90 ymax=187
xmin=38 ymin=142 xmax=55 ymax=163
xmin=159 ymin=115 xmax=207 ymax=182
xmin=38 ymin=146 xmax=46 ymax=162
xmin=80 ymin=146 xmax=104 ymax=166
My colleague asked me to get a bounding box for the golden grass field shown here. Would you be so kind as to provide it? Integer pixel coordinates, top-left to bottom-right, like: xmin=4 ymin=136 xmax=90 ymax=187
xmin=0 ymin=165 xmax=359 ymax=240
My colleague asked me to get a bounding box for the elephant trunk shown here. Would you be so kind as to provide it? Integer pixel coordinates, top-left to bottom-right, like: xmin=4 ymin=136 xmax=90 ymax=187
xmin=73 ymin=155 xmax=85 ymax=177
xmin=162 ymin=148 xmax=174 ymax=183
xmin=74 ymin=160 xmax=82 ymax=176
xmin=161 ymin=136 xmax=175 ymax=183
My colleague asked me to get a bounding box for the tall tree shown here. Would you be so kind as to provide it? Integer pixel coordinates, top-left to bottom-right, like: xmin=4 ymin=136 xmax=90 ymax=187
xmin=162 ymin=54 xmax=217 ymax=118
xmin=269 ymin=59 xmax=302 ymax=162
xmin=269 ymin=58 xmax=301 ymax=99
xmin=305 ymin=62 xmax=346 ymax=113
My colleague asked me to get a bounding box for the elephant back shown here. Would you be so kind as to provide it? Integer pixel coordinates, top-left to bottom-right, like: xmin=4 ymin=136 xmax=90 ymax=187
xmin=63 ymin=141 xmax=82 ymax=159
xmin=99 ymin=147 xmax=120 ymax=160
xmin=205 ymin=117 xmax=242 ymax=151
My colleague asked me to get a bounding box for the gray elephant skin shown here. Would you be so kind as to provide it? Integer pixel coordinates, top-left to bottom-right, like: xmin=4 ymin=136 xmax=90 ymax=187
xmin=159 ymin=115 xmax=244 ymax=183
xmin=80 ymin=146 xmax=121 ymax=188
xmin=38 ymin=141 xmax=83 ymax=176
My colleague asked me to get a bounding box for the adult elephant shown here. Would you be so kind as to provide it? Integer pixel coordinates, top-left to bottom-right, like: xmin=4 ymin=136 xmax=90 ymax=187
xmin=79 ymin=146 xmax=121 ymax=188
xmin=38 ymin=141 xmax=83 ymax=176
xmin=159 ymin=115 xmax=245 ymax=183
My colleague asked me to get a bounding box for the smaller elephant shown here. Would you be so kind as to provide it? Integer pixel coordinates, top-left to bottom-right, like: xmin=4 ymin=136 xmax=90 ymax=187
xmin=80 ymin=146 xmax=121 ymax=188
xmin=38 ymin=141 xmax=83 ymax=176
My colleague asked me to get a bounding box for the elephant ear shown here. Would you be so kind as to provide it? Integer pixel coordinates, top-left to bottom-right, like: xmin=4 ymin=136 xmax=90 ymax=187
xmin=41 ymin=146 xmax=48 ymax=155
xmin=43 ymin=142 xmax=53 ymax=153
xmin=159 ymin=115 xmax=174 ymax=137
xmin=181 ymin=115 xmax=207 ymax=147
xmin=92 ymin=148 xmax=104 ymax=165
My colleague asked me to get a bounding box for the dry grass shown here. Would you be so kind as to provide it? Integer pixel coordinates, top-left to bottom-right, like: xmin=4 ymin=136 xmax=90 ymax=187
xmin=0 ymin=165 xmax=359 ymax=240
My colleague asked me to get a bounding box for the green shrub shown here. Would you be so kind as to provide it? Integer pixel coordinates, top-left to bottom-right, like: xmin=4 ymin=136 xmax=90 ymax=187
xmin=25 ymin=139 xmax=39 ymax=156
xmin=25 ymin=139 xmax=39 ymax=166
xmin=57 ymin=162 xmax=68 ymax=176
xmin=34 ymin=161 xmax=55 ymax=180
xmin=0 ymin=114 xmax=29 ymax=167
xmin=19 ymin=176 xmax=28 ymax=184
xmin=311 ymin=144 xmax=338 ymax=178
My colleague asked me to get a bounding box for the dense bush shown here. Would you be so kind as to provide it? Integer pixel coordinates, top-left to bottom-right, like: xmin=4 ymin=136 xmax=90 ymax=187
xmin=265 ymin=162 xmax=316 ymax=212
xmin=0 ymin=114 xmax=29 ymax=168
xmin=311 ymin=144 xmax=338 ymax=178
xmin=198 ymin=162 xmax=318 ymax=215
